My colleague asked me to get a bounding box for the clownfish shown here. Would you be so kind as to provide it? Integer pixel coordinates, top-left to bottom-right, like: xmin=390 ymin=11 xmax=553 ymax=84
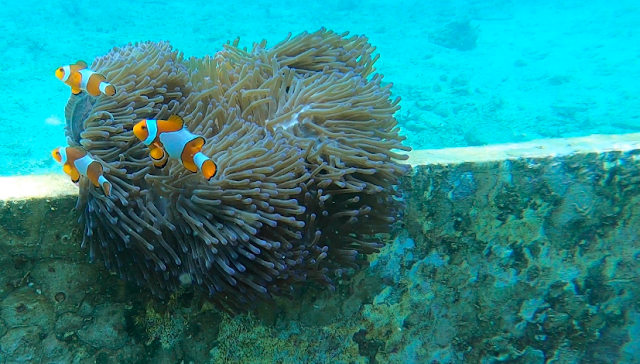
xmin=52 ymin=146 xmax=112 ymax=196
xmin=55 ymin=60 xmax=116 ymax=97
xmin=132 ymin=115 xmax=218 ymax=180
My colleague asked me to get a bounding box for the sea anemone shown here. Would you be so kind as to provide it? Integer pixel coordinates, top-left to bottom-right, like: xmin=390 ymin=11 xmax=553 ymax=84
xmin=63 ymin=28 xmax=410 ymax=311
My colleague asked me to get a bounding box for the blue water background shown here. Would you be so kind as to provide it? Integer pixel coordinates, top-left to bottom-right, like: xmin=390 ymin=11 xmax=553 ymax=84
xmin=0 ymin=0 xmax=638 ymax=176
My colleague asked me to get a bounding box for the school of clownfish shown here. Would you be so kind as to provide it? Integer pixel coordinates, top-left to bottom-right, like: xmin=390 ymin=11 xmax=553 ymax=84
xmin=51 ymin=60 xmax=218 ymax=197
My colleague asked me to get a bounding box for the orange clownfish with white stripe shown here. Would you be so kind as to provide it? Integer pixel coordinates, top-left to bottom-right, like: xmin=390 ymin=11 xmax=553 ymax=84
xmin=55 ymin=60 xmax=116 ymax=97
xmin=132 ymin=115 xmax=218 ymax=180
xmin=52 ymin=146 xmax=112 ymax=196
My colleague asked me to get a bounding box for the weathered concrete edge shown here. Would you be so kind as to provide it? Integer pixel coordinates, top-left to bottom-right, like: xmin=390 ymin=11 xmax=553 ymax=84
xmin=0 ymin=173 xmax=77 ymax=201
xmin=1 ymin=133 xmax=639 ymax=201
xmin=0 ymin=133 xmax=638 ymax=363
xmin=407 ymin=132 xmax=640 ymax=166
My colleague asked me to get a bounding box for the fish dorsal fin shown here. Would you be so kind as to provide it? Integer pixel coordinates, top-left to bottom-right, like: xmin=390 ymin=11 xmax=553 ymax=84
xmin=166 ymin=115 xmax=185 ymax=129
xmin=75 ymin=60 xmax=88 ymax=69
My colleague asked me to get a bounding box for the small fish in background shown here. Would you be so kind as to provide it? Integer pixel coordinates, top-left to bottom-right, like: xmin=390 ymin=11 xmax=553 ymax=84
xmin=55 ymin=60 xmax=116 ymax=96
xmin=44 ymin=114 xmax=63 ymax=126
xmin=132 ymin=115 xmax=218 ymax=180
xmin=51 ymin=146 xmax=112 ymax=196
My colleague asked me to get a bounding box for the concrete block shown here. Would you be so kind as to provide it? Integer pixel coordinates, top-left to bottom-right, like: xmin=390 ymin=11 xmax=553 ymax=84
xmin=0 ymin=133 xmax=639 ymax=363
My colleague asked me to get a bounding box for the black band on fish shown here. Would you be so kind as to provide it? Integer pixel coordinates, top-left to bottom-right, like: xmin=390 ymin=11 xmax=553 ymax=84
xmin=154 ymin=159 xmax=168 ymax=169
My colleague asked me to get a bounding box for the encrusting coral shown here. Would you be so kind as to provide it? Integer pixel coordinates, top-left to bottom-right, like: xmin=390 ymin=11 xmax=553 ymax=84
xmin=62 ymin=28 xmax=410 ymax=311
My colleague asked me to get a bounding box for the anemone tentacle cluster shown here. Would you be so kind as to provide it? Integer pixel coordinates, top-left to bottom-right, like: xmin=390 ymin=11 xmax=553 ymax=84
xmin=64 ymin=28 xmax=410 ymax=311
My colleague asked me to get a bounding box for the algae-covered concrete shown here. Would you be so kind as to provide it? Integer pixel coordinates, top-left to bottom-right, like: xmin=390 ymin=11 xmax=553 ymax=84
xmin=1 ymin=133 xmax=640 ymax=363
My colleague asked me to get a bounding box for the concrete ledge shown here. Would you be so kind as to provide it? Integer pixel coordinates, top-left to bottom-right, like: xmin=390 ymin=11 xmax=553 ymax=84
xmin=408 ymin=132 xmax=640 ymax=165
xmin=1 ymin=133 xmax=638 ymax=201
xmin=0 ymin=174 xmax=77 ymax=201
xmin=1 ymin=133 xmax=639 ymax=363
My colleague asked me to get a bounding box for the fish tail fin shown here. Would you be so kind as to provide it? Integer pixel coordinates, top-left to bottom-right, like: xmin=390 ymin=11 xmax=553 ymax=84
xmin=194 ymin=152 xmax=217 ymax=180
xmin=105 ymin=84 xmax=116 ymax=96
xmin=98 ymin=175 xmax=112 ymax=196
xmin=98 ymin=81 xmax=116 ymax=96
xmin=202 ymin=159 xmax=217 ymax=180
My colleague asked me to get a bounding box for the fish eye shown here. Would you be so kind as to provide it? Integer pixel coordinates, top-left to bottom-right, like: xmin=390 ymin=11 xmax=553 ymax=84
xmin=141 ymin=126 xmax=147 ymax=130
xmin=58 ymin=67 xmax=63 ymax=72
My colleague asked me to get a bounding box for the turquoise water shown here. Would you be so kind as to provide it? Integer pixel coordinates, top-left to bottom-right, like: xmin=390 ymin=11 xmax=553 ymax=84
xmin=0 ymin=0 xmax=640 ymax=175
xmin=1 ymin=1 xmax=640 ymax=363
xmin=1 ymin=0 xmax=638 ymax=176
